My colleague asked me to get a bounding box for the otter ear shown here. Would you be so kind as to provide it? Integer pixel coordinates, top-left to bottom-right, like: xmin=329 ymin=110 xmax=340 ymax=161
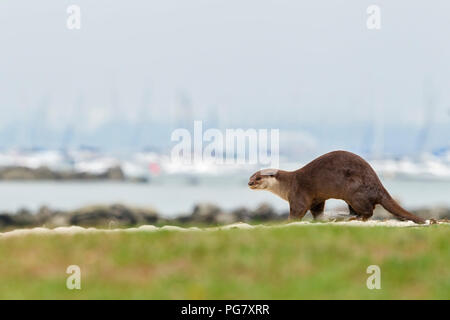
xmin=260 ymin=168 xmax=278 ymax=177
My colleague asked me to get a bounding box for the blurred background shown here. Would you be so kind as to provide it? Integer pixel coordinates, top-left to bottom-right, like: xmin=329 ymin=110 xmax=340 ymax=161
xmin=0 ymin=0 xmax=449 ymax=220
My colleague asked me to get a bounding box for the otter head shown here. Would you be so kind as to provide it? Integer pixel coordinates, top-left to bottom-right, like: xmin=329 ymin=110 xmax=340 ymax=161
xmin=248 ymin=169 xmax=279 ymax=191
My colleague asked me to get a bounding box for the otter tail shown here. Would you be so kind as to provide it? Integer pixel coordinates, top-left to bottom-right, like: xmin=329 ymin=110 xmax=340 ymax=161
xmin=380 ymin=193 xmax=425 ymax=224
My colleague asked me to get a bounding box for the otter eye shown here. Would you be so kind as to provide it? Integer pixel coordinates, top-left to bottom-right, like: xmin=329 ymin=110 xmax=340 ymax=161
xmin=256 ymin=177 xmax=261 ymax=181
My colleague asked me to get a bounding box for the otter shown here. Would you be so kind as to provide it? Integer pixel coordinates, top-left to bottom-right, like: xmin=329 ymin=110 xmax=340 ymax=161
xmin=248 ymin=150 xmax=426 ymax=224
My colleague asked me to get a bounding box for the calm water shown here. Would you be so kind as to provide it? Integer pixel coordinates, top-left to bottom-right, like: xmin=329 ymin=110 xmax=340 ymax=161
xmin=0 ymin=176 xmax=449 ymax=216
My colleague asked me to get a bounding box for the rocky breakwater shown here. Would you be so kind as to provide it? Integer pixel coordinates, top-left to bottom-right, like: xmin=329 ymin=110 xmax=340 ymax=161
xmin=0 ymin=203 xmax=448 ymax=231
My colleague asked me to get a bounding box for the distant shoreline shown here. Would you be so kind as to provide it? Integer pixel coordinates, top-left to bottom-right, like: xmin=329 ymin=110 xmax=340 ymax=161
xmin=0 ymin=165 xmax=148 ymax=182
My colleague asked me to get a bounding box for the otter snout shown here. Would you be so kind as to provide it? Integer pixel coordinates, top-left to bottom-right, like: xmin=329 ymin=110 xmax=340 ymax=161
xmin=248 ymin=171 xmax=267 ymax=189
xmin=248 ymin=179 xmax=258 ymax=189
xmin=247 ymin=175 xmax=260 ymax=189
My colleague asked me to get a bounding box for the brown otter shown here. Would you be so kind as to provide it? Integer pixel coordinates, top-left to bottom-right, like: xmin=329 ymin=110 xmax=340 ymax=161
xmin=248 ymin=150 xmax=426 ymax=224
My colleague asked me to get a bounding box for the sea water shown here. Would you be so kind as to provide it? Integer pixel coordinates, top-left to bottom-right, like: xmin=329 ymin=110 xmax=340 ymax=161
xmin=0 ymin=176 xmax=449 ymax=216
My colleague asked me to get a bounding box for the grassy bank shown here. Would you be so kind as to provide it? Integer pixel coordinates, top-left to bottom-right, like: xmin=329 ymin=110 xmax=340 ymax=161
xmin=0 ymin=224 xmax=448 ymax=299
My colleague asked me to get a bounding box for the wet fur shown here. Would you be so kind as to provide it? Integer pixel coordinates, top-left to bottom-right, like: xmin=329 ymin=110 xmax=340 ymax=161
xmin=248 ymin=151 xmax=425 ymax=224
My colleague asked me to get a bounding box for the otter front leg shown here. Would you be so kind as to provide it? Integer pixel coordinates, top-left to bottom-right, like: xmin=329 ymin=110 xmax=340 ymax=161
xmin=310 ymin=201 xmax=325 ymax=220
xmin=288 ymin=201 xmax=308 ymax=221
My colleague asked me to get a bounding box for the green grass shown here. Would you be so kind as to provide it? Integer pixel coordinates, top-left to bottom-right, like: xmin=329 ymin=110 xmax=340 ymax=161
xmin=0 ymin=224 xmax=448 ymax=299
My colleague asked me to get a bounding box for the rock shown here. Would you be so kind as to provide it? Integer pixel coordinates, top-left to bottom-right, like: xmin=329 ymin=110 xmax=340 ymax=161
xmin=250 ymin=203 xmax=278 ymax=221
xmin=36 ymin=206 xmax=55 ymax=223
xmin=230 ymin=207 xmax=252 ymax=222
xmin=279 ymin=211 xmax=289 ymax=220
xmin=215 ymin=212 xmax=239 ymax=225
xmin=69 ymin=204 xmax=159 ymax=227
xmin=412 ymin=207 xmax=450 ymax=220
xmin=177 ymin=202 xmax=247 ymax=225
xmin=12 ymin=208 xmax=37 ymax=226
xmin=47 ymin=212 xmax=70 ymax=227
xmin=191 ymin=203 xmax=223 ymax=223
xmin=0 ymin=213 xmax=15 ymax=228
xmin=175 ymin=214 xmax=195 ymax=224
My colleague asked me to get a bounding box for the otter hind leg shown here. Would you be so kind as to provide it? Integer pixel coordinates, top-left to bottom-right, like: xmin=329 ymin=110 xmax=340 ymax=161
xmin=347 ymin=199 xmax=375 ymax=221
xmin=310 ymin=201 xmax=325 ymax=220
xmin=348 ymin=204 xmax=358 ymax=216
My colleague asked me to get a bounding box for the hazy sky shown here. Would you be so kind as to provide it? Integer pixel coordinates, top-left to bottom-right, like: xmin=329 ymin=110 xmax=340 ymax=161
xmin=0 ymin=0 xmax=449 ymax=153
